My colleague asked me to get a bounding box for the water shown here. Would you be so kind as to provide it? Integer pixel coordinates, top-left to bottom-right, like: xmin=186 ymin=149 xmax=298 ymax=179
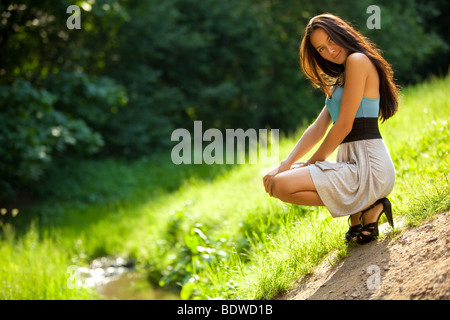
xmin=72 ymin=256 xmax=179 ymax=300
xmin=96 ymin=272 xmax=180 ymax=300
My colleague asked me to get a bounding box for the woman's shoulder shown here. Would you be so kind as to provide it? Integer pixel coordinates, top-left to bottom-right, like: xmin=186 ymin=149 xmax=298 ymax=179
xmin=346 ymin=52 xmax=372 ymax=69
xmin=345 ymin=52 xmax=374 ymax=81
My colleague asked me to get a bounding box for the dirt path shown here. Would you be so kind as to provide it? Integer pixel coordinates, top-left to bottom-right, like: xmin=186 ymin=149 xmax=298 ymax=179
xmin=278 ymin=211 xmax=450 ymax=300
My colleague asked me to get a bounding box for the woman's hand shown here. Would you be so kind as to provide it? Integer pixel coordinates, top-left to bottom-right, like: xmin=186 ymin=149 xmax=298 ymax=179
xmin=290 ymin=161 xmax=309 ymax=169
xmin=263 ymin=160 xmax=294 ymax=197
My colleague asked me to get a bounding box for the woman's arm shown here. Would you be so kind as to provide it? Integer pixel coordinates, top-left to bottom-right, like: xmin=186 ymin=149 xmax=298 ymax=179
xmin=306 ymin=53 xmax=371 ymax=164
xmin=263 ymin=106 xmax=331 ymax=195
xmin=283 ymin=106 xmax=332 ymax=167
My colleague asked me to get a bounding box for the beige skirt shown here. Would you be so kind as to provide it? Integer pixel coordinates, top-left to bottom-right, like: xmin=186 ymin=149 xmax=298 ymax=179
xmin=308 ymin=138 xmax=395 ymax=218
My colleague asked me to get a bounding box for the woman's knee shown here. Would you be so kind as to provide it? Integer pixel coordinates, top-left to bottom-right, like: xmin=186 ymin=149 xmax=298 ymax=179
xmin=271 ymin=168 xmax=315 ymax=199
xmin=271 ymin=174 xmax=286 ymax=198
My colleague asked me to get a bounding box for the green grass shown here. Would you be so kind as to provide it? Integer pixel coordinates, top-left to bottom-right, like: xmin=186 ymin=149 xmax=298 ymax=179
xmin=0 ymin=223 xmax=97 ymax=299
xmin=1 ymin=75 xmax=449 ymax=300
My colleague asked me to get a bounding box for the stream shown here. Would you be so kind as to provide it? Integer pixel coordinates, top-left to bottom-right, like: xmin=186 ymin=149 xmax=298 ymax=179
xmin=70 ymin=256 xmax=179 ymax=300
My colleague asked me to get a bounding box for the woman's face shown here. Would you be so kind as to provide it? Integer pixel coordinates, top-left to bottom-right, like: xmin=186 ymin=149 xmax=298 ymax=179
xmin=310 ymin=27 xmax=348 ymax=65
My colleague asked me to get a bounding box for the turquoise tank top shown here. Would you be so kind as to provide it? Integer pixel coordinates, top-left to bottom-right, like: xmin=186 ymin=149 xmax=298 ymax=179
xmin=325 ymin=86 xmax=380 ymax=123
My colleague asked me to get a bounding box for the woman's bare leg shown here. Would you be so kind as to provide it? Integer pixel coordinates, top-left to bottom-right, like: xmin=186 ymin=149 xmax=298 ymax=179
xmin=350 ymin=212 xmax=362 ymax=226
xmin=271 ymin=167 xmax=324 ymax=206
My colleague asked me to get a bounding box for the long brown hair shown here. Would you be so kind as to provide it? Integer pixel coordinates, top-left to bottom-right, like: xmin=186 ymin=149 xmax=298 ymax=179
xmin=300 ymin=13 xmax=399 ymax=122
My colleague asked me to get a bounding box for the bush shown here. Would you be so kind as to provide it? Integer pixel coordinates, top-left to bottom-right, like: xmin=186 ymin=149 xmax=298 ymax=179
xmin=0 ymin=79 xmax=103 ymax=202
xmin=41 ymin=72 xmax=128 ymax=155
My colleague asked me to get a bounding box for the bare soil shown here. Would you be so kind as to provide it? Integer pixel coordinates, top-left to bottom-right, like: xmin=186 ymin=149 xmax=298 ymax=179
xmin=278 ymin=211 xmax=450 ymax=300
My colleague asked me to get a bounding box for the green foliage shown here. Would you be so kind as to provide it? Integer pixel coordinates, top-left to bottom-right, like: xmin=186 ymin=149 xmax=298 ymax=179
xmin=41 ymin=71 xmax=128 ymax=154
xmin=102 ymin=0 xmax=277 ymax=154
xmin=0 ymin=79 xmax=103 ymax=201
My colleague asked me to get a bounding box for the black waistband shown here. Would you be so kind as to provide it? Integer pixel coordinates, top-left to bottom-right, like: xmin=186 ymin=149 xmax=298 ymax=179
xmin=340 ymin=117 xmax=382 ymax=144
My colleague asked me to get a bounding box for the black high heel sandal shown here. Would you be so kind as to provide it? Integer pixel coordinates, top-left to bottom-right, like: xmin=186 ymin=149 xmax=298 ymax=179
xmin=344 ymin=215 xmax=362 ymax=242
xmin=357 ymin=198 xmax=394 ymax=244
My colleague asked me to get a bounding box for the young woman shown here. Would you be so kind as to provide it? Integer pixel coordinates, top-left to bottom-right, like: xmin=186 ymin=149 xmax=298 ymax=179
xmin=263 ymin=13 xmax=399 ymax=244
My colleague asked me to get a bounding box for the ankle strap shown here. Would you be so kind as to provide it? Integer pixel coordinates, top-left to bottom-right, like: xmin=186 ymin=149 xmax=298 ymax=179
xmin=359 ymin=198 xmax=383 ymax=224
xmin=361 ymin=199 xmax=383 ymax=214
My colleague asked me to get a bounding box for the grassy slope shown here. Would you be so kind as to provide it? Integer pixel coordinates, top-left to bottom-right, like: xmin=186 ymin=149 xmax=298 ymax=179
xmin=0 ymin=75 xmax=449 ymax=300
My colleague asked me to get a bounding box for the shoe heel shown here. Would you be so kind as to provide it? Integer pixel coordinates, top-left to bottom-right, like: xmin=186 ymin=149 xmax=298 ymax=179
xmin=383 ymin=198 xmax=394 ymax=228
